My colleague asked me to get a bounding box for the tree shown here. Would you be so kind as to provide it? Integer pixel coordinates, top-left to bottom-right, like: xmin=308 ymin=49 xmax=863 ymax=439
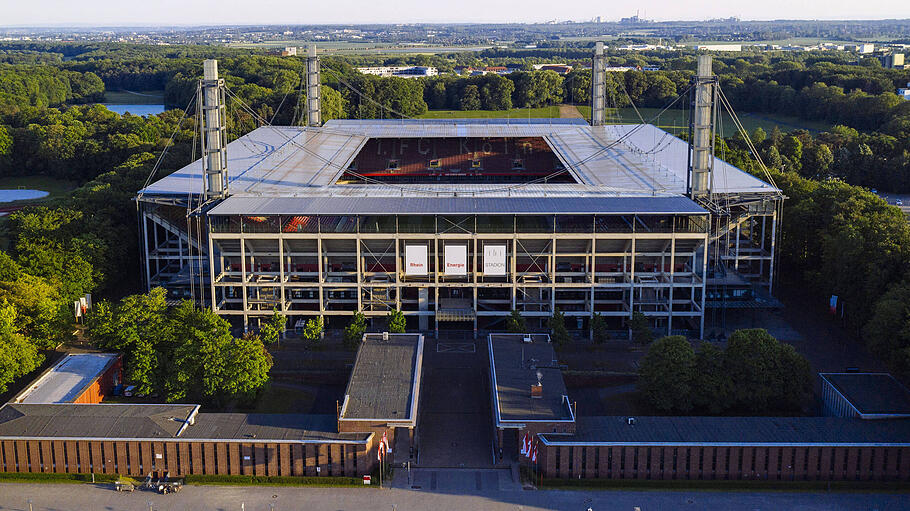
xmin=629 ymin=311 xmax=653 ymax=344
xmin=459 ymin=84 xmax=481 ymax=110
xmin=259 ymin=309 xmax=286 ymax=345
xmin=691 ymin=343 xmax=733 ymax=414
xmin=506 ymin=309 xmax=527 ymax=333
xmin=0 ymin=302 xmax=43 ymax=394
xmin=864 ymin=281 xmax=910 ymax=381
xmin=220 ymin=333 xmax=273 ymax=404
xmin=638 ymin=335 xmax=695 ymax=413
xmin=387 ymin=309 xmax=406 ymax=333
xmin=591 ymin=312 xmax=608 ymax=344
xmin=724 ymin=329 xmax=811 ymax=413
xmin=344 ymin=312 xmax=368 ymax=349
xmin=87 ymin=289 xmax=273 ymax=405
xmin=302 ymin=316 xmax=324 ymax=342
xmin=0 ymin=273 xmax=69 ymax=348
xmin=548 ymin=309 xmax=570 ymax=346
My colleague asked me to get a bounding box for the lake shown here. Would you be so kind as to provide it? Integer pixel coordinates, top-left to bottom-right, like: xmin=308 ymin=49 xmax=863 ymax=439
xmin=0 ymin=189 xmax=49 ymax=203
xmin=101 ymin=104 xmax=165 ymax=116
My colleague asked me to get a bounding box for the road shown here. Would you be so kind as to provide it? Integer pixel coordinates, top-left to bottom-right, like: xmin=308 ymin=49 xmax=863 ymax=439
xmin=0 ymin=480 xmax=908 ymax=511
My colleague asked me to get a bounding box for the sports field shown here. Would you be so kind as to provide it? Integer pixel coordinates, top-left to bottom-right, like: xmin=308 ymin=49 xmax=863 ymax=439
xmin=418 ymin=106 xmax=831 ymax=136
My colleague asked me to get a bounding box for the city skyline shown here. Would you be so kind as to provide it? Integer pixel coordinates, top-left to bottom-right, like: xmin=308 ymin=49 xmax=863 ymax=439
xmin=1 ymin=0 xmax=908 ymax=27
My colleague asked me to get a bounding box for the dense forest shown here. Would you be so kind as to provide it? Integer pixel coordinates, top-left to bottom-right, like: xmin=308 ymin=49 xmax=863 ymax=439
xmin=1 ymin=43 xmax=910 ymax=392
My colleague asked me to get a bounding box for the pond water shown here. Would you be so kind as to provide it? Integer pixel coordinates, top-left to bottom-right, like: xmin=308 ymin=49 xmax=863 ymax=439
xmin=0 ymin=189 xmax=49 ymax=203
xmin=101 ymin=104 xmax=165 ymax=116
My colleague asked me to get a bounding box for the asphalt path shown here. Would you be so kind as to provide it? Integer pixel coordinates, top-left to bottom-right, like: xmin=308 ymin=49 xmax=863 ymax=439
xmin=1 ymin=481 xmax=907 ymax=511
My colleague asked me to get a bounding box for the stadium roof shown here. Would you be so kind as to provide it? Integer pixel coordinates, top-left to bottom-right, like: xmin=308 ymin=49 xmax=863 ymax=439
xmin=540 ymin=416 xmax=910 ymax=446
xmin=139 ymin=119 xmax=779 ymax=202
xmin=207 ymin=195 xmax=707 ymax=216
xmin=14 ymin=353 xmax=119 ymax=404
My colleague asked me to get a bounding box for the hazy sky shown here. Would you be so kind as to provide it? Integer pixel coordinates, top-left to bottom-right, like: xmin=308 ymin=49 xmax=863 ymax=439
xmin=2 ymin=0 xmax=907 ymax=26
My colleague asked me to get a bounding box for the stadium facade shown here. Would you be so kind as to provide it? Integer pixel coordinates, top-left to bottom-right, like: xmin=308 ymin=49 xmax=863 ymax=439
xmin=137 ymin=54 xmax=782 ymax=338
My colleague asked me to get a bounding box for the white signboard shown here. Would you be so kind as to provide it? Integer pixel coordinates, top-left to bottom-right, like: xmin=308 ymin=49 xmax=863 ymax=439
xmin=405 ymin=245 xmax=428 ymax=275
xmin=444 ymin=244 xmax=468 ymax=276
xmin=483 ymin=244 xmax=507 ymax=276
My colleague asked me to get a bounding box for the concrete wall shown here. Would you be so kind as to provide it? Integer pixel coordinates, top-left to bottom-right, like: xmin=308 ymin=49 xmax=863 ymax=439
xmin=537 ymin=444 xmax=910 ymax=482
xmin=0 ymin=437 xmax=376 ymax=478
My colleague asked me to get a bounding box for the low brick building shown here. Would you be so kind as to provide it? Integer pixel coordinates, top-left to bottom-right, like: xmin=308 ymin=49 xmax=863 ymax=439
xmin=536 ymin=416 xmax=910 ymax=481
xmin=488 ymin=334 xmax=576 ymax=462
xmin=0 ymin=404 xmax=376 ymax=477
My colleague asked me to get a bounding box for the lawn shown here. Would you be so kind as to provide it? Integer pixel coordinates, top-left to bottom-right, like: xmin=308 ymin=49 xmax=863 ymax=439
xmin=417 ymin=106 xmax=830 ymax=136
xmin=103 ymin=90 xmax=166 ymax=105
xmin=0 ymin=175 xmax=77 ymax=202
xmin=575 ymin=105 xmax=830 ymax=136
xmin=417 ymin=106 xmax=563 ymax=119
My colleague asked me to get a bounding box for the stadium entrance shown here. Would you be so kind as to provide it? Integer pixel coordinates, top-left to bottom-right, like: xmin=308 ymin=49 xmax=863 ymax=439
xmin=416 ymin=334 xmax=495 ymax=468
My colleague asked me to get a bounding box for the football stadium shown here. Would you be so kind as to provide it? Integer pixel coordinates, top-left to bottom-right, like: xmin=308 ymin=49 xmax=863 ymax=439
xmin=137 ymin=51 xmax=782 ymax=338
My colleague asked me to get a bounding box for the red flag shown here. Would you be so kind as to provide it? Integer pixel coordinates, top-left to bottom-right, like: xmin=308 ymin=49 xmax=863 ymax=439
xmin=520 ymin=432 xmax=529 ymax=456
xmin=377 ymin=440 xmax=384 ymax=462
xmin=531 ymin=442 xmax=538 ymax=463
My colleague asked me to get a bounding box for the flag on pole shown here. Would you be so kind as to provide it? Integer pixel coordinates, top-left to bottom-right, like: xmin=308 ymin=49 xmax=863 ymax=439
xmin=520 ymin=432 xmax=529 ymax=456
xmin=377 ymin=439 xmax=384 ymax=462
xmin=530 ymin=442 xmax=538 ymax=463
xmin=829 ymin=295 xmax=838 ymax=315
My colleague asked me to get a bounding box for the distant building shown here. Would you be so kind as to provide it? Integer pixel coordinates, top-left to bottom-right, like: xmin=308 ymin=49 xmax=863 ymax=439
xmin=356 ymin=66 xmax=438 ymax=79
xmin=847 ymin=43 xmax=875 ymax=54
xmin=697 ymin=44 xmax=742 ymax=52
xmin=269 ymin=46 xmax=297 ymax=57
xmin=534 ymin=64 xmax=572 ymax=75
xmin=878 ymin=53 xmax=905 ymax=69
xmin=898 ymin=82 xmax=910 ymax=101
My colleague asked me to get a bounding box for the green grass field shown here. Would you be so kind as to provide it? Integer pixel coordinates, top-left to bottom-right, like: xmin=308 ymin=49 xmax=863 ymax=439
xmin=418 ymin=105 xmax=830 ymax=136
xmin=417 ymin=106 xmax=564 ymax=119
xmin=103 ymin=90 xmax=166 ymax=105
xmin=596 ymin=107 xmax=832 ymax=136
xmin=0 ymin=176 xmax=76 ymax=202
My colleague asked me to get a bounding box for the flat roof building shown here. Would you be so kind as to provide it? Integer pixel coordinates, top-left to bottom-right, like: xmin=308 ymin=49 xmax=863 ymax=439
xmin=13 ymin=353 xmax=121 ymax=404
xmin=820 ymin=373 xmax=910 ymax=419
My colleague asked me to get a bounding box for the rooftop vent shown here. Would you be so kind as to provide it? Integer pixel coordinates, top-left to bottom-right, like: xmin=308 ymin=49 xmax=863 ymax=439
xmin=627 ymin=417 xmax=636 ymax=426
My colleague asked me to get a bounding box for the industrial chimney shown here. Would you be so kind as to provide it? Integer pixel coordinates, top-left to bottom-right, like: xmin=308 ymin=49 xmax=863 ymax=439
xmin=306 ymin=44 xmax=321 ymax=127
xmin=200 ymin=59 xmax=228 ymax=200
xmin=590 ymin=42 xmax=606 ymax=126
xmin=687 ymin=54 xmax=717 ymax=199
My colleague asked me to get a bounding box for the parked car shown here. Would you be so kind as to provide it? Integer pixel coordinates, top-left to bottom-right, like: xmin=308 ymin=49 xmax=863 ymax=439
xmin=123 ymin=385 xmax=136 ymax=397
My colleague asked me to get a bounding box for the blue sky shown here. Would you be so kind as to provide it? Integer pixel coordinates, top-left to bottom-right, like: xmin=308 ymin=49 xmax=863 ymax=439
xmin=2 ymin=0 xmax=906 ymax=26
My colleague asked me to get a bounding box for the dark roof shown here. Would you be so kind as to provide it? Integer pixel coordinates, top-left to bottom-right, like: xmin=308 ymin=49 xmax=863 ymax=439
xmin=820 ymin=373 xmax=910 ymax=416
xmin=183 ymin=414 xmax=368 ymax=443
xmin=339 ymin=334 xmax=424 ymax=425
xmin=540 ymin=416 xmax=910 ymax=446
xmin=488 ymin=334 xmax=574 ymax=425
xmin=0 ymin=404 xmax=197 ymax=439
xmin=208 ymin=196 xmax=707 ymax=216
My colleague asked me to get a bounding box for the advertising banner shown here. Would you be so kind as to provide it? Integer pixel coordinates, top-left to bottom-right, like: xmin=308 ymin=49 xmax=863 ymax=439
xmin=405 ymin=244 xmax=428 ymax=275
xmin=483 ymin=244 xmax=507 ymax=276
xmin=444 ymin=244 xmax=468 ymax=276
